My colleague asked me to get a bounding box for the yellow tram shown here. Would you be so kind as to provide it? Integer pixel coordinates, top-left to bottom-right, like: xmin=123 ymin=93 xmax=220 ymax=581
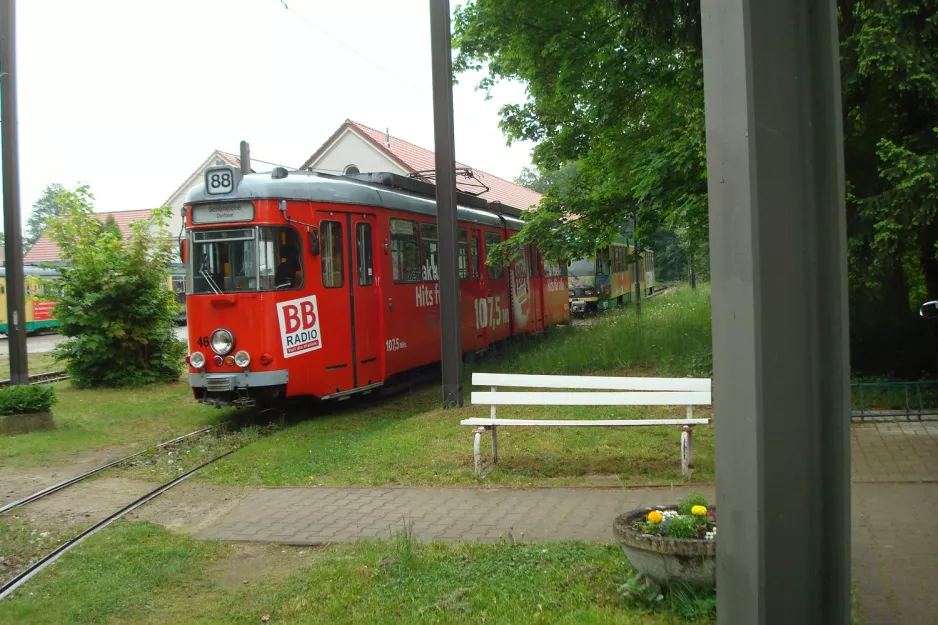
xmin=0 ymin=266 xmax=187 ymax=334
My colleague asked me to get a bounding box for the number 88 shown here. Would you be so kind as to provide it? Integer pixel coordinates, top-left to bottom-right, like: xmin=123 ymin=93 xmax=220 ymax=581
xmin=209 ymin=172 xmax=232 ymax=189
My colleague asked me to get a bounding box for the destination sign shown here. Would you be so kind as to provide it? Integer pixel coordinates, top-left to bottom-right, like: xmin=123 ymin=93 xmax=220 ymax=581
xmin=191 ymin=202 xmax=255 ymax=225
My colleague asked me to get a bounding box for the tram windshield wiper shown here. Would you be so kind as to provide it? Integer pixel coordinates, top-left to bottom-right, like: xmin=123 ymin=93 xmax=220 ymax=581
xmin=199 ymin=266 xmax=224 ymax=295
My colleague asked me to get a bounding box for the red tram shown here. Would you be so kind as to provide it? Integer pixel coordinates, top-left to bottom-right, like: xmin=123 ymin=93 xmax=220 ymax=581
xmin=182 ymin=167 xmax=569 ymax=407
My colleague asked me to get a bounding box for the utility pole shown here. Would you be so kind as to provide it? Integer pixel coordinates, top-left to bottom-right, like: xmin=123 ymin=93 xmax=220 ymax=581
xmin=429 ymin=0 xmax=462 ymax=407
xmin=239 ymin=141 xmax=251 ymax=174
xmin=0 ymin=0 xmax=28 ymax=385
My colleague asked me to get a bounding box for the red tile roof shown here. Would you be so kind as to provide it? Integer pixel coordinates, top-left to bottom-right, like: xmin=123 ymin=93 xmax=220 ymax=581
xmin=300 ymin=120 xmax=543 ymax=211
xmin=24 ymin=209 xmax=155 ymax=264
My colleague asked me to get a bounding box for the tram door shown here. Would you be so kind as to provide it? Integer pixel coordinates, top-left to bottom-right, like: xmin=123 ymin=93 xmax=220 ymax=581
xmin=316 ymin=211 xmax=380 ymax=394
xmin=351 ymin=214 xmax=381 ymax=387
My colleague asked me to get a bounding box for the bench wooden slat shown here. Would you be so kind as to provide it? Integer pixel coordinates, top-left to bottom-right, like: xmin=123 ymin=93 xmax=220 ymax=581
xmin=471 ymin=372 xmax=711 ymax=392
xmin=470 ymin=390 xmax=711 ymax=406
xmin=460 ymin=418 xmax=711 ymax=427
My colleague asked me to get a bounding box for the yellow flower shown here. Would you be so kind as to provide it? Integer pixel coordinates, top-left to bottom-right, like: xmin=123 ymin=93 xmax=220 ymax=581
xmin=647 ymin=510 xmax=663 ymax=523
xmin=691 ymin=505 xmax=708 ymax=516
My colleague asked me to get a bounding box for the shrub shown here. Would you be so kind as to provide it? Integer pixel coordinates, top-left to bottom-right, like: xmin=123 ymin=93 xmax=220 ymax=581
xmin=0 ymin=384 xmax=57 ymax=415
xmin=43 ymin=186 xmax=185 ymax=388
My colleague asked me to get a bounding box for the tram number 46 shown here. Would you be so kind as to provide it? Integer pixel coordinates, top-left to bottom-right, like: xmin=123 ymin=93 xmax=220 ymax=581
xmin=474 ymin=296 xmax=506 ymax=330
xmin=196 ymin=336 xmax=210 ymax=347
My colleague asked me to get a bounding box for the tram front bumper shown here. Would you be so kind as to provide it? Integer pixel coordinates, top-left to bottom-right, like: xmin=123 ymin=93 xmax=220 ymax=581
xmin=189 ymin=370 xmax=288 ymax=392
xmin=569 ymin=297 xmax=598 ymax=314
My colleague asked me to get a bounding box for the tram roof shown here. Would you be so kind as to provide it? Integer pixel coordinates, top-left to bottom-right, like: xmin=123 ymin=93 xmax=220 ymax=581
xmin=0 ymin=266 xmax=63 ymax=277
xmin=185 ymin=169 xmax=527 ymax=231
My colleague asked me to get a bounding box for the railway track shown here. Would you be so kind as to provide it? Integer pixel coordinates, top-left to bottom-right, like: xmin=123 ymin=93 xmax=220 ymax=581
xmin=0 ymin=427 xmax=213 ymax=515
xmin=0 ymin=408 xmax=277 ymax=601
xmin=0 ymin=369 xmax=70 ymax=389
xmin=0 ymin=448 xmax=235 ymax=601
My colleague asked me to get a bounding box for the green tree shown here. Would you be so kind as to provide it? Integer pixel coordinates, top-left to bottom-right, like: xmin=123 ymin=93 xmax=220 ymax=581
xmin=24 ymin=183 xmax=68 ymax=253
xmin=44 ymin=185 xmax=185 ymax=387
xmin=455 ymin=0 xmax=938 ymax=375
xmin=455 ymin=0 xmax=708 ymax=266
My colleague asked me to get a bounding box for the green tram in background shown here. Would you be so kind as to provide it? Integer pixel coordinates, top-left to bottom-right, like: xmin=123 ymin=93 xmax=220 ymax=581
xmin=567 ymin=236 xmax=655 ymax=314
xmin=0 ymin=264 xmax=189 ymax=334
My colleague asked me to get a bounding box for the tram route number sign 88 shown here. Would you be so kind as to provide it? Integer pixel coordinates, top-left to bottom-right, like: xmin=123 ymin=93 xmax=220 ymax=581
xmin=204 ymin=166 xmax=237 ymax=195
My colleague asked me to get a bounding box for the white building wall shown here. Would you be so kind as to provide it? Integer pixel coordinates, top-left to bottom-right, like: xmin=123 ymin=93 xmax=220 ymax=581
xmin=311 ymin=131 xmax=408 ymax=176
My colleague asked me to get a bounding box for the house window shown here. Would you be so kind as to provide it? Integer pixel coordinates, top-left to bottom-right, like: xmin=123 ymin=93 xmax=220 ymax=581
xmin=344 ymin=165 xmax=360 ymax=175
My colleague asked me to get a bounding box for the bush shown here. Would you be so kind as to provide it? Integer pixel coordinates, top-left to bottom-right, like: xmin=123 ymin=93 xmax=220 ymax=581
xmin=0 ymin=384 xmax=57 ymax=415
xmin=44 ymin=186 xmax=185 ymax=388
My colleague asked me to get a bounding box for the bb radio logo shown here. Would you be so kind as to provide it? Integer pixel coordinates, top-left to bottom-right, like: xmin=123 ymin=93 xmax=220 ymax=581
xmin=277 ymin=295 xmax=323 ymax=358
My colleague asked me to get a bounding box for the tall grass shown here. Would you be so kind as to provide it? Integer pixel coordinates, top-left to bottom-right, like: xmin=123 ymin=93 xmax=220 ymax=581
xmin=478 ymin=285 xmax=713 ymax=378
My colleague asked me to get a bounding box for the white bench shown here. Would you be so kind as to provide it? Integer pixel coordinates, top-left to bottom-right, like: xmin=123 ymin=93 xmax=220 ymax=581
xmin=461 ymin=372 xmax=712 ymax=478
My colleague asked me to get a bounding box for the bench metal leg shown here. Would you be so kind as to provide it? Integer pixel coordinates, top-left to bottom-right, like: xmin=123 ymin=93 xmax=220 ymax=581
xmin=473 ymin=427 xmax=484 ymax=477
xmin=491 ymin=425 xmax=498 ymax=464
xmin=681 ymin=425 xmax=694 ymax=477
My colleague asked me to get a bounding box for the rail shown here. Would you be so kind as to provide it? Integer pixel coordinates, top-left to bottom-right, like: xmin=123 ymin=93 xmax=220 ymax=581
xmin=851 ymin=380 xmax=938 ymax=421
xmin=0 ymin=370 xmax=69 ymax=389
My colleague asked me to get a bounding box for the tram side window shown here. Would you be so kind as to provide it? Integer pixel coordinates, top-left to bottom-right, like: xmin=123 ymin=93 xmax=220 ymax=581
xmin=529 ymin=245 xmax=541 ymax=278
xmin=420 ymin=223 xmax=439 ymax=282
xmin=390 ymin=218 xmax=421 ymax=283
xmin=357 ymin=223 xmax=374 ymax=286
xmin=458 ymin=229 xmax=469 ymax=280
xmin=470 ymin=235 xmax=480 ymax=280
xmin=485 ymin=232 xmax=504 ymax=280
xmin=320 ymin=221 xmax=344 ymax=288
xmin=598 ymin=248 xmax=611 ymax=276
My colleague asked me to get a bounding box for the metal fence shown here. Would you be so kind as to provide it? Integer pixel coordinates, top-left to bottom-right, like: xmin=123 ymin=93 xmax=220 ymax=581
xmin=851 ymin=381 xmax=938 ymax=421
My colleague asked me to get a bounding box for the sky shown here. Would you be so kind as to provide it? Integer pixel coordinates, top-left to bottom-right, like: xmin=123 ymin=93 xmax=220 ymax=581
xmin=6 ymin=0 xmax=535 ymax=216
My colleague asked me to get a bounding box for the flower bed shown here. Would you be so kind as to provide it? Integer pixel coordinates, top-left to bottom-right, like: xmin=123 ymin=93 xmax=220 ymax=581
xmin=612 ymin=493 xmax=716 ymax=588
xmin=635 ymin=494 xmax=716 ymax=540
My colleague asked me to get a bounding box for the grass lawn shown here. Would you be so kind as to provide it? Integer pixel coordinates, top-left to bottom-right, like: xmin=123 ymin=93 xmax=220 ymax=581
xmin=196 ymin=383 xmax=713 ymax=488
xmin=0 ymin=381 xmax=237 ymax=467
xmin=0 ymin=520 xmax=716 ymax=624
xmin=0 ymin=351 xmax=60 ymax=380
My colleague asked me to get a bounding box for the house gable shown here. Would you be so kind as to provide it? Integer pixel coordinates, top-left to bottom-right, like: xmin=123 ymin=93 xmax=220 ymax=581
xmin=304 ymin=126 xmax=409 ymax=176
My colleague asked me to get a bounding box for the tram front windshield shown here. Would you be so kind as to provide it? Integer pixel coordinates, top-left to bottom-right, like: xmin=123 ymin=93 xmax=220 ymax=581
xmin=567 ymin=258 xmax=595 ymax=278
xmin=190 ymin=227 xmax=303 ymax=294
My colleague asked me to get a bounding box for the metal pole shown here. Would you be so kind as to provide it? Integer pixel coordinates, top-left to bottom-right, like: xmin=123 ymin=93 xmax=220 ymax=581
xmin=702 ymin=0 xmax=850 ymax=623
xmin=0 ymin=0 xmax=28 ymax=385
xmin=239 ymin=141 xmax=251 ymax=174
xmin=429 ymin=0 xmax=462 ymax=407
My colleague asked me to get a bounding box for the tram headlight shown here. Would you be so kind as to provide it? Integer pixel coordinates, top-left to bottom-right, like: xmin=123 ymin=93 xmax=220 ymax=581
xmin=234 ymin=350 xmax=251 ymax=368
xmin=210 ymin=328 xmax=234 ymax=355
xmin=189 ymin=351 xmax=206 ymax=369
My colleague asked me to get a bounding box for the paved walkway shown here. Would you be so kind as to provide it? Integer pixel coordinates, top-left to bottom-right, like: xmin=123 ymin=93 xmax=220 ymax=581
xmin=197 ymin=421 xmax=938 ymax=624
xmin=196 ymin=485 xmax=714 ymax=545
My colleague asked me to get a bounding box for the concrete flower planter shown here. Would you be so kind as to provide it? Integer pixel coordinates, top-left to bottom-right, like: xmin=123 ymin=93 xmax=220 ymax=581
xmin=0 ymin=411 xmax=55 ymax=436
xmin=613 ymin=505 xmax=716 ymax=588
